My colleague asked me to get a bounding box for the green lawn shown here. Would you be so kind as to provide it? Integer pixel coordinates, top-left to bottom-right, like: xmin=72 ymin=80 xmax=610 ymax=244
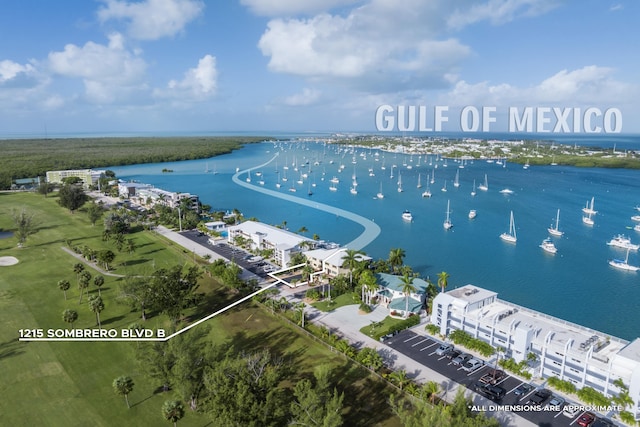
xmin=0 ymin=192 xmax=401 ymax=426
xmin=311 ymin=292 xmax=360 ymax=312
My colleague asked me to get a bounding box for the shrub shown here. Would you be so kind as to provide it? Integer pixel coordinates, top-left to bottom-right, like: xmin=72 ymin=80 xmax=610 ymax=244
xmin=305 ymin=289 xmax=321 ymax=301
xmin=425 ymin=324 xmax=439 ymax=335
xmin=576 ymin=387 xmax=610 ymax=407
xmin=498 ymin=358 xmax=532 ymax=380
xmin=359 ymin=303 xmax=372 ymax=313
xmin=547 ymin=376 xmax=576 ymax=394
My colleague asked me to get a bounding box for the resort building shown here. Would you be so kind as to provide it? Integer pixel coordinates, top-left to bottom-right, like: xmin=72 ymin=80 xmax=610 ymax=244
xmin=226 ymin=221 xmax=314 ymax=267
xmin=46 ymin=169 xmax=106 ymax=189
xmin=304 ymin=247 xmax=371 ymax=280
xmin=431 ymin=284 xmax=640 ymax=419
xmin=117 ymin=182 xmax=199 ymax=211
xmin=374 ymin=273 xmax=428 ymax=317
xmin=204 ymin=221 xmax=227 ymax=233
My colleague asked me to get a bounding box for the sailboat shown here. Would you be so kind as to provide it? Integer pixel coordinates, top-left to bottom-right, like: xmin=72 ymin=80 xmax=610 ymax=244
xmin=500 ymin=211 xmax=517 ymax=243
xmin=453 ymin=169 xmax=460 ymax=188
xmin=350 ymin=184 xmax=358 ymax=195
xmin=441 ymin=180 xmax=447 ymax=192
xmin=417 ymin=174 xmax=422 ymax=188
xmin=478 ymin=174 xmax=488 ymax=191
xmin=204 ymin=162 xmax=210 ymax=173
xmin=443 ymin=200 xmax=453 ymax=230
xmin=246 ymin=170 xmax=251 ymax=183
xmin=397 ymin=172 xmax=403 ymax=192
xmin=377 ymin=182 xmax=384 ymax=199
xmin=471 ymin=179 xmax=476 ymax=197
xmin=582 ymin=197 xmax=597 ymax=215
xmin=609 ymin=248 xmax=639 ymax=271
xmin=430 ymin=169 xmax=435 ymax=184
xmin=548 ymin=209 xmax=564 ymax=237
xmin=422 ymin=182 xmax=432 ymax=198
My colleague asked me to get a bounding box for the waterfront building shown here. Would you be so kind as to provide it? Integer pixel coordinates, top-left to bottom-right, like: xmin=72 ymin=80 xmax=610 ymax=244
xmin=305 ymin=247 xmax=372 ymax=279
xmin=204 ymin=221 xmax=227 ymax=233
xmin=375 ymin=273 xmax=427 ymax=317
xmin=46 ymin=169 xmax=105 ymax=189
xmin=117 ymin=182 xmax=199 ymax=212
xmin=430 ymin=284 xmax=640 ymax=419
xmin=227 ymin=220 xmax=314 ymax=267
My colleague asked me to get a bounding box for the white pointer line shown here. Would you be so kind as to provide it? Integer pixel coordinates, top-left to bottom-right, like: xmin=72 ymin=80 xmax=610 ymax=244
xmin=19 ymin=283 xmax=277 ymax=342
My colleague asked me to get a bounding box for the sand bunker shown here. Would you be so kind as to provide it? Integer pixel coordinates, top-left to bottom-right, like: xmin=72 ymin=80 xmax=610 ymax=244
xmin=0 ymin=256 xmax=19 ymax=266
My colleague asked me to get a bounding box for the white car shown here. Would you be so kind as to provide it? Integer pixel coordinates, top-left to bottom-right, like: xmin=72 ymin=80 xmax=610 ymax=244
xmin=563 ymin=405 xmax=581 ymax=418
xmin=435 ymin=343 xmax=453 ymax=356
xmin=462 ymin=358 xmax=484 ymax=372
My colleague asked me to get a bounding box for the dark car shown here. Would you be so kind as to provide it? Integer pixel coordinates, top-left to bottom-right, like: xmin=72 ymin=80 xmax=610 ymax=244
xmin=473 ymin=381 xmax=506 ymax=401
xmin=577 ymin=412 xmax=596 ymax=427
xmin=480 ymin=369 xmax=506 ymax=384
xmin=514 ymin=383 xmax=533 ymax=396
xmin=446 ymin=349 xmax=461 ymax=360
xmin=529 ymin=388 xmax=552 ymax=405
xmin=591 ymin=417 xmax=616 ymax=427
xmin=452 ymin=353 xmax=472 ymax=366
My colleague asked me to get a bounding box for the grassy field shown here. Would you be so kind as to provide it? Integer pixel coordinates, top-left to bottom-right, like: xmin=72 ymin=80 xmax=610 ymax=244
xmin=0 ymin=192 xmax=401 ymax=426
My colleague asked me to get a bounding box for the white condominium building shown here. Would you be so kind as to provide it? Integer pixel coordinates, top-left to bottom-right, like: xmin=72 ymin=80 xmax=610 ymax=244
xmin=431 ymin=284 xmax=640 ymax=420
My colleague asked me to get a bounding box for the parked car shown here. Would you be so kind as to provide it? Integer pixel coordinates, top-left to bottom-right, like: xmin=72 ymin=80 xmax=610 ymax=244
xmin=452 ymin=353 xmax=472 ymax=366
xmin=514 ymin=383 xmax=533 ymax=396
xmin=577 ymin=412 xmax=596 ymax=427
xmin=591 ymin=417 xmax=616 ymax=427
xmin=462 ymin=358 xmax=484 ymax=372
xmin=479 ymin=369 xmax=506 ymax=384
xmin=562 ymin=405 xmax=581 ymax=418
xmin=547 ymin=395 xmax=565 ymax=408
xmin=445 ymin=349 xmax=461 ymax=360
xmin=577 ymin=411 xmax=596 ymax=427
xmin=473 ymin=381 xmax=506 ymax=401
xmin=529 ymin=388 xmax=552 ymax=405
xmin=435 ymin=343 xmax=453 ymax=356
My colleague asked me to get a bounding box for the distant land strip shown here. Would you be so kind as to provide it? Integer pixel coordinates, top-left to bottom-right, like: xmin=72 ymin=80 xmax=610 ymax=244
xmin=0 ymin=136 xmax=270 ymax=189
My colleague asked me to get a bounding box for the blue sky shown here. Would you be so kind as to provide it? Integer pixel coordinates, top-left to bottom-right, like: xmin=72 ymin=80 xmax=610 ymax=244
xmin=1 ymin=0 xmax=638 ymax=135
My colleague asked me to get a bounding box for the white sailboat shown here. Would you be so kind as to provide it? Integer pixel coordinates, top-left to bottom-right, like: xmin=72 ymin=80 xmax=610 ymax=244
xmin=500 ymin=211 xmax=517 ymax=243
xmin=430 ymin=169 xmax=435 ymax=184
xmin=453 ymin=169 xmax=460 ymax=188
xmin=609 ymin=248 xmax=639 ymax=271
xmin=377 ymin=182 xmax=384 ymax=199
xmin=443 ymin=200 xmax=453 ymax=230
xmin=471 ymin=179 xmax=476 ymax=197
xmin=582 ymin=197 xmax=597 ymax=215
xmin=417 ymin=173 xmax=422 ymax=188
xmin=478 ymin=174 xmax=488 ymax=191
xmin=441 ymin=180 xmax=447 ymax=192
xmin=422 ymin=182 xmax=432 ymax=198
xmin=246 ymin=170 xmax=251 ymax=183
xmin=548 ymin=209 xmax=564 ymax=237
xmin=397 ymin=172 xmax=403 ymax=192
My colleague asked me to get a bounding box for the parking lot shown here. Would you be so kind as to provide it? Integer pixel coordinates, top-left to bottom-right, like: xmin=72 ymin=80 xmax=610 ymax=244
xmin=384 ymin=330 xmax=619 ymax=427
xmin=179 ymin=229 xmax=278 ymax=279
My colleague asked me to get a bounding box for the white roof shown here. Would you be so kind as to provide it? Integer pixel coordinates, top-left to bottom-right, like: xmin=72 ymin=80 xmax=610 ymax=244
xmin=229 ymin=220 xmax=312 ymax=248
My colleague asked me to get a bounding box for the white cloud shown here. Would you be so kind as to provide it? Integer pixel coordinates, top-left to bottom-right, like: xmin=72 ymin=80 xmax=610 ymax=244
xmin=283 ymin=88 xmax=321 ymax=106
xmin=98 ymin=0 xmax=204 ymax=40
xmin=447 ymin=0 xmax=561 ymax=29
xmin=155 ymin=54 xmax=217 ymax=101
xmin=0 ymin=60 xmax=40 ymax=88
xmin=257 ymin=2 xmax=471 ymax=93
xmin=241 ymin=0 xmax=360 ymax=16
xmin=48 ymin=33 xmax=147 ymax=103
xmin=442 ymin=65 xmax=638 ymax=108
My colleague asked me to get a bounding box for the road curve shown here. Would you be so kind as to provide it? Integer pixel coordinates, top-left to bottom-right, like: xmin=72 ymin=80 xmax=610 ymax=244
xmin=232 ymin=153 xmax=381 ymax=250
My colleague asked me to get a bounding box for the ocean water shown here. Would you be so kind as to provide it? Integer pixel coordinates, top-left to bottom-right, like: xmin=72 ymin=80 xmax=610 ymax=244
xmin=110 ymin=137 xmax=640 ymax=341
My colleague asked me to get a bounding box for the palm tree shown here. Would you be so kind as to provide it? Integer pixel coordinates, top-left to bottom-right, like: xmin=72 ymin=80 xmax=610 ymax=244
xmin=389 ymin=369 xmax=410 ymax=390
xmin=112 ymin=376 xmax=135 ymax=408
xmin=295 ymin=302 xmax=306 ymax=328
xmin=62 ymin=309 xmax=78 ymax=328
xmin=58 ymin=279 xmax=71 ymax=300
xmin=400 ymin=274 xmax=417 ymax=318
xmin=388 ymin=248 xmax=406 ymax=273
xmin=162 ymin=400 xmax=185 ymax=427
xmin=421 ymin=380 xmax=441 ymax=404
xmin=437 ymin=271 xmax=450 ymax=294
xmin=341 ymin=248 xmax=365 ymax=287
xmin=88 ymin=295 xmax=105 ymax=328
xmin=359 ymin=270 xmax=378 ymax=305
xmin=94 ymin=275 xmax=105 ymax=296
xmin=298 ymin=226 xmax=309 ymax=235
xmin=126 ymin=239 xmax=136 ymax=254
xmin=73 ymin=262 xmax=85 ymax=286
xmin=78 ymin=270 xmax=92 ymax=303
